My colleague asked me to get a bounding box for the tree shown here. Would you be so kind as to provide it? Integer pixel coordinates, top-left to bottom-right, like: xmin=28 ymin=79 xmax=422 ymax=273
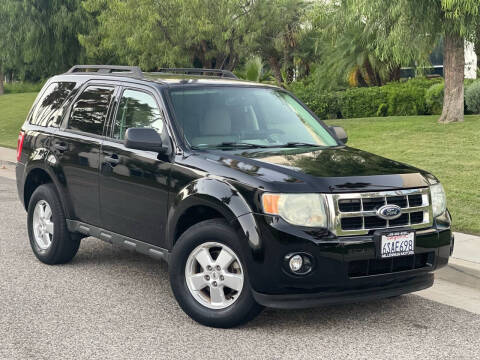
xmin=0 ymin=0 xmax=89 ymax=84
xmin=313 ymin=16 xmax=400 ymax=89
xmin=0 ymin=0 xmax=24 ymax=94
xmin=349 ymin=0 xmax=480 ymax=123
xmin=80 ymin=0 xmax=255 ymax=70
xmin=236 ymin=56 xmax=274 ymax=82
xmin=244 ymin=0 xmax=311 ymax=86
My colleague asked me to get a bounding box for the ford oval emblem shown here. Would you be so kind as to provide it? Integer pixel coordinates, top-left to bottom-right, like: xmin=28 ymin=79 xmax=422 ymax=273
xmin=376 ymin=204 xmax=402 ymax=220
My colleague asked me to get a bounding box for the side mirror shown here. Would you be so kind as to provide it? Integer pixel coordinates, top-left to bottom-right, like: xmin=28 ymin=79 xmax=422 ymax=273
xmin=330 ymin=126 xmax=348 ymax=144
xmin=124 ymin=127 xmax=167 ymax=153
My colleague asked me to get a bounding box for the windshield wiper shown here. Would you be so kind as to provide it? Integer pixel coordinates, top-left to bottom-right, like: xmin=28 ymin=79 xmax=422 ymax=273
xmin=274 ymin=142 xmax=325 ymax=148
xmin=214 ymin=142 xmax=269 ymax=149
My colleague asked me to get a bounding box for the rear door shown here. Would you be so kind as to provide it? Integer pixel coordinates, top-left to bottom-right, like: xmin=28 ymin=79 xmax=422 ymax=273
xmin=99 ymin=85 xmax=171 ymax=247
xmin=55 ymin=83 xmax=116 ymax=226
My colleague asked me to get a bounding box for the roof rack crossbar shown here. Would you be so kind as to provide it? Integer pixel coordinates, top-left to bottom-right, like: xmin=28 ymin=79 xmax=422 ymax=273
xmin=66 ymin=65 xmax=143 ymax=76
xmin=155 ymin=68 xmax=238 ymax=79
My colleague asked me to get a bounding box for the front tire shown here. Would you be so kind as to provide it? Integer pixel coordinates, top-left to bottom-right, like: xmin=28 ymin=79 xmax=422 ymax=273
xmin=27 ymin=183 xmax=80 ymax=264
xmin=169 ymin=219 xmax=263 ymax=328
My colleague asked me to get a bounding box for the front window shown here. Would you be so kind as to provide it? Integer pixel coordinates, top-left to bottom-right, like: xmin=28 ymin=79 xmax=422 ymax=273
xmin=168 ymin=87 xmax=338 ymax=149
xmin=113 ymin=89 xmax=164 ymax=140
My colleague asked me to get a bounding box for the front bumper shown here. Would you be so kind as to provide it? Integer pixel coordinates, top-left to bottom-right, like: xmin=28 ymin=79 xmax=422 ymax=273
xmin=253 ymin=272 xmax=434 ymax=309
xmin=242 ymin=212 xmax=452 ymax=306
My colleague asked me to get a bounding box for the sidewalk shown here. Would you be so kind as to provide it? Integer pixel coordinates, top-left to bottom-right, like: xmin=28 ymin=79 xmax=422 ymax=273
xmin=0 ymin=146 xmax=16 ymax=165
xmin=0 ymin=145 xmax=478 ymax=287
xmin=437 ymin=232 xmax=480 ymax=289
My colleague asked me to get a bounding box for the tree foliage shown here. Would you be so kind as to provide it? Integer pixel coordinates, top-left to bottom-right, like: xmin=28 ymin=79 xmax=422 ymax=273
xmin=79 ymin=0 xmax=311 ymax=86
xmin=80 ymin=0 xmax=255 ymax=70
xmin=348 ymin=0 xmax=480 ymax=123
xmin=0 ymin=0 xmax=89 ymax=81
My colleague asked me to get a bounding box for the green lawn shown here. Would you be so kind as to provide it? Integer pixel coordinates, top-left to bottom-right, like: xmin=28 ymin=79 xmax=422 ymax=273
xmin=326 ymin=116 xmax=480 ymax=235
xmin=0 ymin=93 xmax=478 ymax=234
xmin=0 ymin=92 xmax=38 ymax=148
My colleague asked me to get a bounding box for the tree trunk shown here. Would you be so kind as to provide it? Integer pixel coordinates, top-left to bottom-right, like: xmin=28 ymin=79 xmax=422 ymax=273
xmin=439 ymin=33 xmax=465 ymax=123
xmin=363 ymin=58 xmax=380 ymax=86
xmin=283 ymin=25 xmax=295 ymax=84
xmin=268 ymin=56 xmax=283 ymax=86
xmin=0 ymin=71 xmax=4 ymax=95
xmin=388 ymin=66 xmax=401 ymax=82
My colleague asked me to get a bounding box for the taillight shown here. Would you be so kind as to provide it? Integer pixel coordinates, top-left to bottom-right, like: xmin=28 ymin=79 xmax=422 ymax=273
xmin=17 ymin=131 xmax=25 ymax=162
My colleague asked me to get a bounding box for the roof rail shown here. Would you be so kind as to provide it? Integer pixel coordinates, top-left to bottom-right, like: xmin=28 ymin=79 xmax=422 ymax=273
xmin=155 ymin=68 xmax=238 ymax=79
xmin=66 ymin=65 xmax=143 ymax=76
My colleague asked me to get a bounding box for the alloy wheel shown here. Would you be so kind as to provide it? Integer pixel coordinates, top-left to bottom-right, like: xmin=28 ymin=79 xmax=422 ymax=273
xmin=185 ymin=242 xmax=244 ymax=310
xmin=32 ymin=200 xmax=54 ymax=250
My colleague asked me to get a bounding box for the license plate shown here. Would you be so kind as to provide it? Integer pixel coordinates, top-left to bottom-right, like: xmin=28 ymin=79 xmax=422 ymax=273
xmin=380 ymin=231 xmax=415 ymax=258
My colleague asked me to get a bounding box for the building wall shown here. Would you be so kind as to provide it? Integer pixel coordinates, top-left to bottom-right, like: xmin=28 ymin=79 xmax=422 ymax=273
xmin=465 ymin=41 xmax=477 ymax=79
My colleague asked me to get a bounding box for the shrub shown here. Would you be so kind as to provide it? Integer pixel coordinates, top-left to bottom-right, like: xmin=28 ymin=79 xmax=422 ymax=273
xmin=425 ymin=83 xmax=444 ymax=115
xmin=338 ymin=87 xmax=387 ymax=118
xmin=4 ymin=82 xmax=44 ymax=94
xmin=382 ymin=80 xmax=432 ymax=116
xmin=376 ymin=103 xmax=388 ymax=117
xmin=289 ymin=77 xmax=447 ymax=119
xmin=288 ymin=81 xmax=341 ymax=119
xmin=465 ymin=80 xmax=480 ymax=114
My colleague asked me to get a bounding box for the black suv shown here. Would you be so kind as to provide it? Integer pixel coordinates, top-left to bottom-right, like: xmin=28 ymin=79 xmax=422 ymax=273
xmin=16 ymin=65 xmax=453 ymax=328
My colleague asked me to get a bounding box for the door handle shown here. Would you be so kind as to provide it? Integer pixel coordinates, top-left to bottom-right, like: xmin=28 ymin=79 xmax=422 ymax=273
xmin=104 ymin=154 xmax=120 ymax=166
xmin=54 ymin=142 xmax=68 ymax=152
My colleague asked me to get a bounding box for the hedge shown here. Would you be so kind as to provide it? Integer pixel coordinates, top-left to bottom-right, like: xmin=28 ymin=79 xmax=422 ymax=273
xmin=465 ymin=80 xmax=480 ymax=114
xmin=425 ymin=83 xmax=444 ymax=115
xmin=289 ymin=77 xmax=446 ymax=119
xmin=4 ymin=81 xmax=44 ymax=94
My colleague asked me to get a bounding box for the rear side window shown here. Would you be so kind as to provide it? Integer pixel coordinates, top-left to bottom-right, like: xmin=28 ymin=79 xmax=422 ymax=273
xmin=30 ymin=82 xmax=76 ymax=127
xmin=69 ymin=86 xmax=114 ymax=135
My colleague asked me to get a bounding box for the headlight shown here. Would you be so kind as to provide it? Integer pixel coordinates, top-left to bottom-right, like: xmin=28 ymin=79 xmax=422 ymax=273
xmin=430 ymin=183 xmax=446 ymax=217
xmin=261 ymin=193 xmax=328 ymax=227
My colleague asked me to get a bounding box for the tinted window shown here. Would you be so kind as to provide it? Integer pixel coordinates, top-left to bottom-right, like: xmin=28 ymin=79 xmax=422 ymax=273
xmin=69 ymin=86 xmax=114 ymax=135
xmin=113 ymin=89 xmax=164 ymax=140
xmin=30 ymin=82 xmax=76 ymax=127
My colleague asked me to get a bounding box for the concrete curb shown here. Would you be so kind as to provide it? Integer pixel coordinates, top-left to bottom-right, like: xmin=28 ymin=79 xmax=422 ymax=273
xmin=0 ymin=146 xmax=16 ymax=165
xmin=441 ymin=232 xmax=480 ymax=290
xmin=0 ymin=160 xmax=16 ymax=166
xmin=437 ymin=258 xmax=480 ymax=290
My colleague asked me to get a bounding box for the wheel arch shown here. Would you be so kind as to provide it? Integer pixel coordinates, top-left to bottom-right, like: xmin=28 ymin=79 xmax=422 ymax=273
xmin=167 ymin=177 xmax=262 ymax=253
xmin=23 ymin=164 xmax=73 ymax=219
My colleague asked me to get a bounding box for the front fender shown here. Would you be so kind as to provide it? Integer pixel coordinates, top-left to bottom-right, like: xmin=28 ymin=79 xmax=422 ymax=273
xmin=166 ymin=177 xmax=262 ymax=255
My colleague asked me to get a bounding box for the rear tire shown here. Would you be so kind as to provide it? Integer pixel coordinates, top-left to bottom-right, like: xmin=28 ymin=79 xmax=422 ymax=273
xmin=169 ymin=219 xmax=263 ymax=328
xmin=27 ymin=183 xmax=80 ymax=264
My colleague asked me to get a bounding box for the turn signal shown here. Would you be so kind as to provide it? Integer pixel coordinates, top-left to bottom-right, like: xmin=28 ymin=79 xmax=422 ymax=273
xmin=262 ymin=193 xmax=280 ymax=215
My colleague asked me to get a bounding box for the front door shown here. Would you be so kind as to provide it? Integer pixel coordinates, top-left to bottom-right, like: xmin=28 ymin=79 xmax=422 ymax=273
xmin=99 ymin=86 xmax=171 ymax=247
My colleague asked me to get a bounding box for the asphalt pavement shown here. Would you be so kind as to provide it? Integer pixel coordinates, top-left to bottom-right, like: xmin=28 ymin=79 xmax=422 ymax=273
xmin=1 ymin=174 xmax=480 ymax=360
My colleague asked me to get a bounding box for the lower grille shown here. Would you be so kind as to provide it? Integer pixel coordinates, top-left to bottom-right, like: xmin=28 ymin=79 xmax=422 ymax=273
xmin=348 ymin=252 xmax=434 ymax=278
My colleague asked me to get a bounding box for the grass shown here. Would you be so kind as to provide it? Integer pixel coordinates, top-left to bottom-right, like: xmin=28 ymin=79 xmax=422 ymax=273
xmin=0 ymin=93 xmax=477 ymax=234
xmin=326 ymin=116 xmax=480 ymax=235
xmin=0 ymin=92 xmax=38 ymax=148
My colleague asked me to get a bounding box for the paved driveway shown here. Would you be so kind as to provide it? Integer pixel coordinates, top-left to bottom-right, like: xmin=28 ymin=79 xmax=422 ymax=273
xmin=1 ymin=176 xmax=479 ymax=360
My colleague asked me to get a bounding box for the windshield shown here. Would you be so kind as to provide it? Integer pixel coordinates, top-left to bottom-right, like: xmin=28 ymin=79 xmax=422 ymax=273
xmin=168 ymin=87 xmax=338 ymax=149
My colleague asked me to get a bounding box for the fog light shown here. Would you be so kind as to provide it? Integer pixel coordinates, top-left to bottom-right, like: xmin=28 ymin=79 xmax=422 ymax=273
xmin=289 ymin=255 xmax=303 ymax=272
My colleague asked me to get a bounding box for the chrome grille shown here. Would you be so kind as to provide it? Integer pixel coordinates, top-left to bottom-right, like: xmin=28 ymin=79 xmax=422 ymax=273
xmin=326 ymin=188 xmax=432 ymax=236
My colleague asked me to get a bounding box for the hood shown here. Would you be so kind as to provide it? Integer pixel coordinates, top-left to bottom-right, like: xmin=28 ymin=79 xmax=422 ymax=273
xmin=199 ymin=146 xmax=434 ymax=193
